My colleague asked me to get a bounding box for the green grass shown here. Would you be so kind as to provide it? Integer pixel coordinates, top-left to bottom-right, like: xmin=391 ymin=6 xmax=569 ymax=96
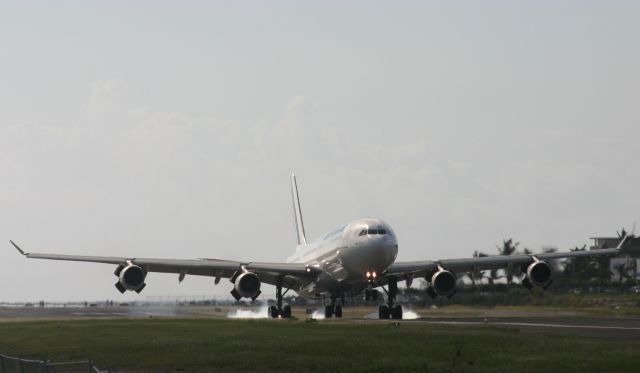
xmin=0 ymin=318 xmax=638 ymax=372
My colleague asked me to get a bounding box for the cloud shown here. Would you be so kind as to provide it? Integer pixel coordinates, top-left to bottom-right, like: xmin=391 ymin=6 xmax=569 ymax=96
xmin=275 ymin=94 xmax=320 ymax=139
xmin=86 ymin=78 xmax=127 ymax=123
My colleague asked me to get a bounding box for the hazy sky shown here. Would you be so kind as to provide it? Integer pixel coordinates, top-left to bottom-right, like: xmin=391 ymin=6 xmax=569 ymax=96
xmin=1 ymin=1 xmax=639 ymax=301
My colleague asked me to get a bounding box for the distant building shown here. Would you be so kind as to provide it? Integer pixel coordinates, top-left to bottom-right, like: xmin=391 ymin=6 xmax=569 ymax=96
xmin=589 ymin=236 xmax=623 ymax=250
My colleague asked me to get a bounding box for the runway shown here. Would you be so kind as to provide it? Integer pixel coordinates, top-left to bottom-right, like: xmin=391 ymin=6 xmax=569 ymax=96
xmin=406 ymin=317 xmax=640 ymax=339
xmin=1 ymin=305 xmax=639 ymax=339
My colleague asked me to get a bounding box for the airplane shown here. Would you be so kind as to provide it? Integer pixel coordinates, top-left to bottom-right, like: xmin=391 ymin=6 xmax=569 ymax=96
xmin=10 ymin=174 xmax=627 ymax=319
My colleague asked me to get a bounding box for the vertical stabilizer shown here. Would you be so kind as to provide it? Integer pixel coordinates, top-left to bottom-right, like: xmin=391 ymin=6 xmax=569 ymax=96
xmin=290 ymin=174 xmax=307 ymax=248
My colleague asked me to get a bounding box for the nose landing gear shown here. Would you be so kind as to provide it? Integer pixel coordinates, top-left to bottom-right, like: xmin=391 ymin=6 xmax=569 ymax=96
xmin=378 ymin=276 xmax=403 ymax=320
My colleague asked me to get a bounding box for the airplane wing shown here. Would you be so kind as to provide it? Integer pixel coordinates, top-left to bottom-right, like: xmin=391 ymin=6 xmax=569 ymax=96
xmin=9 ymin=241 xmax=318 ymax=286
xmin=385 ymin=240 xmax=624 ymax=277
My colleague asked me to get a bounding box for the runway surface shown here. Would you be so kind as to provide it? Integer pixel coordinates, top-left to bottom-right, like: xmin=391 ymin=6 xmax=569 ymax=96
xmin=1 ymin=305 xmax=639 ymax=339
xmin=404 ymin=316 xmax=640 ymax=339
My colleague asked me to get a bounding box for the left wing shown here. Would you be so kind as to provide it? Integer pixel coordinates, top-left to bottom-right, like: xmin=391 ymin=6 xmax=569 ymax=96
xmin=384 ymin=235 xmax=625 ymax=297
xmin=9 ymin=241 xmax=319 ymax=296
xmin=386 ymin=235 xmax=626 ymax=277
xmin=385 ymin=247 xmax=619 ymax=276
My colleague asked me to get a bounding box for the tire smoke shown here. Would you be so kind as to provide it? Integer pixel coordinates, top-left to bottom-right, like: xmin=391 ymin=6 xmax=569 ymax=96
xmin=226 ymin=306 xmax=270 ymax=319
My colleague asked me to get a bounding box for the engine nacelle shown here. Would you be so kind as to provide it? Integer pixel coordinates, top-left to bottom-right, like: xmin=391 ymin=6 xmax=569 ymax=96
xmin=525 ymin=261 xmax=553 ymax=288
xmin=231 ymin=272 xmax=262 ymax=300
xmin=116 ymin=265 xmax=147 ymax=293
xmin=430 ymin=269 xmax=457 ymax=297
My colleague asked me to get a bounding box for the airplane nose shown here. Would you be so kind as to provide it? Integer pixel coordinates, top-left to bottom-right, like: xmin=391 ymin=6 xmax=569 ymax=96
xmin=341 ymin=235 xmax=398 ymax=275
xmin=372 ymin=233 xmax=397 ymax=249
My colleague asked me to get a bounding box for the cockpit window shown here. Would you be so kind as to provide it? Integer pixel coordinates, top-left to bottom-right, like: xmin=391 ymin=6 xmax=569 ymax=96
xmin=361 ymin=227 xmax=388 ymax=235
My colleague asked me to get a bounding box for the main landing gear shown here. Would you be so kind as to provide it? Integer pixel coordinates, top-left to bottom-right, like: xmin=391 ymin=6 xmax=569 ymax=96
xmin=324 ymin=292 xmax=345 ymax=318
xmin=378 ymin=276 xmax=403 ymax=320
xmin=268 ymin=278 xmax=292 ymax=318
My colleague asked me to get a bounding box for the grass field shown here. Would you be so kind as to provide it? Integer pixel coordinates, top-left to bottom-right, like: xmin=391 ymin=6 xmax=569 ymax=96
xmin=0 ymin=317 xmax=638 ymax=372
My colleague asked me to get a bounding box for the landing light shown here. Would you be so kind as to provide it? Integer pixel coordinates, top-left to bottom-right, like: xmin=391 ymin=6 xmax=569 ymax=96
xmin=365 ymin=271 xmax=377 ymax=283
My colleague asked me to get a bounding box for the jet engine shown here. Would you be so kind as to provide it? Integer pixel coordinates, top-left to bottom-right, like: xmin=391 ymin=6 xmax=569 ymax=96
xmin=429 ymin=268 xmax=457 ymax=297
xmin=523 ymin=260 xmax=553 ymax=289
xmin=230 ymin=272 xmax=262 ymax=301
xmin=114 ymin=264 xmax=147 ymax=293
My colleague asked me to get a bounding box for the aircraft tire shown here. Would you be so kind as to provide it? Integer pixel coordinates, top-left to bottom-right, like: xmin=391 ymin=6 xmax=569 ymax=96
xmin=391 ymin=305 xmax=403 ymax=320
xmin=378 ymin=305 xmax=389 ymax=319
xmin=283 ymin=305 xmax=292 ymax=318
xmin=324 ymin=305 xmax=334 ymax=318
xmin=269 ymin=306 xmax=279 ymax=318
xmin=334 ymin=305 xmax=343 ymax=318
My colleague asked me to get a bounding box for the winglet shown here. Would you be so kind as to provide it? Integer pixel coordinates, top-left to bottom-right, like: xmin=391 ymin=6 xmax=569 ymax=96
xmin=9 ymin=240 xmax=26 ymax=255
xmin=616 ymin=231 xmax=631 ymax=251
xmin=615 ymin=222 xmax=637 ymax=251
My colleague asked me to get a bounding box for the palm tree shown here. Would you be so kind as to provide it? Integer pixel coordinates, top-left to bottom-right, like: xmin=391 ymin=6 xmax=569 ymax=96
xmin=497 ymin=239 xmax=519 ymax=285
xmin=563 ymin=245 xmax=596 ymax=282
xmin=497 ymin=239 xmax=519 ymax=256
xmin=487 ymin=268 xmax=499 ymax=286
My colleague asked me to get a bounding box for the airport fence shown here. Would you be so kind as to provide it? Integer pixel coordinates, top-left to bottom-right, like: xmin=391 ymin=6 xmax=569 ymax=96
xmin=0 ymin=353 xmax=111 ymax=373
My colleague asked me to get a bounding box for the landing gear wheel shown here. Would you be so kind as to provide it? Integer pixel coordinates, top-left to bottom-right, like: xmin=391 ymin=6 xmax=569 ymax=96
xmin=324 ymin=305 xmax=334 ymax=318
xmin=391 ymin=305 xmax=403 ymax=320
xmin=269 ymin=306 xmax=279 ymax=318
xmin=334 ymin=305 xmax=343 ymax=318
xmin=283 ymin=305 xmax=292 ymax=318
xmin=372 ymin=291 xmax=378 ymax=301
xmin=378 ymin=305 xmax=390 ymax=319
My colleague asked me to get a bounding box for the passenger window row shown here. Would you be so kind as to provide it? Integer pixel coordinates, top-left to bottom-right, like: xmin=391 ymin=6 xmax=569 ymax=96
xmin=359 ymin=229 xmax=387 ymax=236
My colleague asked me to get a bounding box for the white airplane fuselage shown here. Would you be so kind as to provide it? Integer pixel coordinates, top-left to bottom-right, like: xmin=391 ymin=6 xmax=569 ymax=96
xmin=286 ymin=217 xmax=398 ymax=298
